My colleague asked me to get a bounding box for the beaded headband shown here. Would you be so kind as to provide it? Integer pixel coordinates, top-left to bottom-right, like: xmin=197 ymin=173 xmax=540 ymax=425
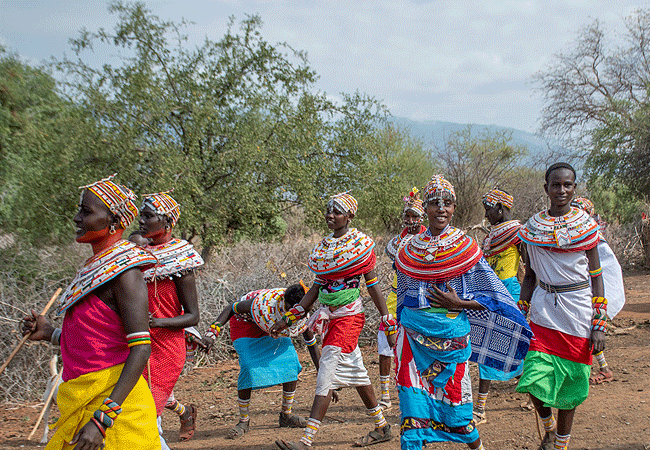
xmin=79 ymin=174 xmax=138 ymax=229
xmin=423 ymin=175 xmax=456 ymax=203
xmin=571 ymin=196 xmax=595 ymax=216
xmin=327 ymin=191 xmax=358 ymax=215
xmin=403 ymin=187 xmax=425 ymax=217
xmin=483 ymin=188 xmax=514 ymax=210
xmin=141 ymin=190 xmax=181 ymax=228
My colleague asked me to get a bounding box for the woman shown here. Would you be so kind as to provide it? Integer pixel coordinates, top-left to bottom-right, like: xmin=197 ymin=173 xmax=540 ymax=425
xmin=379 ymin=187 xmax=427 ymax=410
xmin=202 ymin=284 xmax=324 ymax=439
xmin=394 ymin=175 xmax=532 ymax=450
xmin=23 ymin=174 xmax=159 ymax=450
xmin=516 ymin=164 xmax=605 ymax=450
xmin=138 ymin=191 xmax=203 ymax=447
xmin=271 ymin=192 xmax=394 ymax=449
xmin=474 ymin=187 xmax=526 ymax=424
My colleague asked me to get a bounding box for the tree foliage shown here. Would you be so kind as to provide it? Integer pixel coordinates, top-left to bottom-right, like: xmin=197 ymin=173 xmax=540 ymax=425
xmin=435 ymin=126 xmax=528 ymax=227
xmin=1 ymin=2 xmax=439 ymax=250
xmin=535 ymin=9 xmax=650 ymax=200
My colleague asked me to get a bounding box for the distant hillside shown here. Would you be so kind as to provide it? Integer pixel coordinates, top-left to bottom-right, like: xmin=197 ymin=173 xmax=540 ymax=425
xmin=389 ymin=117 xmax=566 ymax=161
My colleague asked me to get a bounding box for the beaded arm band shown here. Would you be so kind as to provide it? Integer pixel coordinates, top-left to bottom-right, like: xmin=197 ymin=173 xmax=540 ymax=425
xmin=589 ymin=267 xmax=603 ymax=278
xmin=283 ymin=305 xmax=305 ymax=326
xmin=126 ymin=332 xmax=151 ymax=348
xmin=304 ymin=336 xmax=317 ymax=347
xmin=591 ymin=296 xmax=608 ymax=332
xmin=366 ymin=276 xmax=379 ymax=288
xmin=206 ymin=321 xmax=223 ymax=340
xmin=381 ymin=314 xmax=398 ymax=336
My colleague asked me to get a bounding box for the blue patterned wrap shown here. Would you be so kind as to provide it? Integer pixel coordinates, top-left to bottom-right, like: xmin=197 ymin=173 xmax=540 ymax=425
xmin=396 ymin=257 xmax=532 ymax=374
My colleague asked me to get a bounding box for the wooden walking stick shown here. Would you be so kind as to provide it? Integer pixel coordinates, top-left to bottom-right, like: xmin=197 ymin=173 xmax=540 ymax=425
xmin=27 ymin=369 xmax=61 ymax=441
xmin=0 ymin=288 xmax=62 ymax=376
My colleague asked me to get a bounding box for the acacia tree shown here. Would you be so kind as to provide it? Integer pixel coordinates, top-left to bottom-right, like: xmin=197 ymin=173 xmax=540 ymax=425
xmin=54 ymin=1 xmax=390 ymax=255
xmin=435 ymin=126 xmax=528 ymax=227
xmin=535 ymin=10 xmax=650 ymax=200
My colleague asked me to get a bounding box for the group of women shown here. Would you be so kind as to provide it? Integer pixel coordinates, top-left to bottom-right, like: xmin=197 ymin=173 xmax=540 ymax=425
xmin=23 ymin=175 xmax=203 ymax=450
xmin=23 ymin=162 xmax=612 ymax=450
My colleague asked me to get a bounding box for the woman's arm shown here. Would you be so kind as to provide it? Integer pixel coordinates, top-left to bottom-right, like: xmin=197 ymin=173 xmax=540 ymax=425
xmin=365 ymin=270 xmax=397 ymax=347
xmin=518 ymin=246 xmax=536 ymax=315
xmin=586 ymin=246 xmax=606 ymax=353
xmin=70 ymin=267 xmax=151 ymax=449
xmin=270 ymin=283 xmax=318 ymax=337
xmin=150 ymin=271 xmax=200 ymax=329
xmin=426 ymin=283 xmax=485 ymax=311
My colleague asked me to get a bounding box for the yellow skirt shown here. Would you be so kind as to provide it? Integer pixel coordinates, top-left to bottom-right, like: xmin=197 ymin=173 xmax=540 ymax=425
xmin=46 ymin=364 xmax=160 ymax=450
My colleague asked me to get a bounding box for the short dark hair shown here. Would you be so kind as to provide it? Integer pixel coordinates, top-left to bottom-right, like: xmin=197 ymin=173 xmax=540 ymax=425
xmin=284 ymin=284 xmax=305 ymax=307
xmin=545 ymin=162 xmax=576 ymax=183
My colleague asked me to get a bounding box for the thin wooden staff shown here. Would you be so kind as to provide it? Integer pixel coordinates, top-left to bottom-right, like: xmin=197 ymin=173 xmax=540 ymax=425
xmin=27 ymin=369 xmax=61 ymax=441
xmin=0 ymin=288 xmax=62 ymax=376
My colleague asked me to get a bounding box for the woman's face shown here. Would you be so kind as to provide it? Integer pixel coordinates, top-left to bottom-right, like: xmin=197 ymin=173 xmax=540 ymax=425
xmin=544 ymin=168 xmax=576 ymax=209
xmin=139 ymin=205 xmax=167 ymax=239
xmin=325 ymin=204 xmax=349 ymax=232
xmin=73 ymin=190 xmax=114 ymax=243
xmin=425 ymin=198 xmax=455 ymax=235
xmin=483 ymin=203 xmax=502 ymax=226
xmin=403 ymin=210 xmax=423 ymax=233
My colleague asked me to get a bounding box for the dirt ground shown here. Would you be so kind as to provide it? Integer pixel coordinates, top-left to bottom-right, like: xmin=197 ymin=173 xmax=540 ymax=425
xmin=1 ymin=271 xmax=649 ymax=450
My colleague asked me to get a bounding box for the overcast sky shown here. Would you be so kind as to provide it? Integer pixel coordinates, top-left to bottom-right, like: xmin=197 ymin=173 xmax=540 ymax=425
xmin=1 ymin=0 xmax=647 ymax=132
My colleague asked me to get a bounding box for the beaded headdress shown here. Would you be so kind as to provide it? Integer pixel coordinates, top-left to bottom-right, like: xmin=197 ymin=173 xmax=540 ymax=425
xmin=483 ymin=187 xmax=514 ymax=210
xmin=141 ymin=190 xmax=181 ymax=228
xmin=327 ymin=191 xmax=358 ymax=215
xmin=403 ymin=187 xmax=425 ymax=217
xmin=571 ymin=197 xmax=595 ymax=216
xmin=79 ymin=174 xmax=138 ymax=229
xmin=423 ymin=175 xmax=456 ymax=203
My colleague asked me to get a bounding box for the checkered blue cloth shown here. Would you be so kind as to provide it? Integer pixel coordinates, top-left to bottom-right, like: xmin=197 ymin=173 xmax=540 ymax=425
xmin=396 ymin=257 xmax=532 ymax=373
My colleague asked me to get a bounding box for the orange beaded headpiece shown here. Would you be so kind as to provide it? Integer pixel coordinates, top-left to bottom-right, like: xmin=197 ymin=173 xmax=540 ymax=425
xmin=482 ymin=187 xmax=514 ymax=210
xmin=79 ymin=174 xmax=138 ymax=229
xmin=423 ymin=175 xmax=456 ymax=203
xmin=141 ymin=190 xmax=181 ymax=228
xmin=327 ymin=191 xmax=358 ymax=215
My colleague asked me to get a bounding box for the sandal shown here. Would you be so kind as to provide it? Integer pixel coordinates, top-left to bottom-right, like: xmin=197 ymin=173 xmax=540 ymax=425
xmin=179 ymin=404 xmax=197 ymax=441
xmin=279 ymin=412 xmax=307 ymax=428
xmin=472 ymin=406 xmax=487 ymax=425
xmin=353 ymin=423 xmax=392 ymax=447
xmin=226 ymin=420 xmax=250 ymax=439
xmin=589 ymin=370 xmax=614 ymax=385
xmin=378 ymin=399 xmax=392 ymax=411
xmin=275 ymin=440 xmax=306 ymax=450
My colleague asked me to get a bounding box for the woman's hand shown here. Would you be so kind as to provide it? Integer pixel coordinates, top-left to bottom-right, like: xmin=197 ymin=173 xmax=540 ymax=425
xmin=69 ymin=420 xmax=104 ymax=449
xmin=426 ymin=283 xmax=464 ymax=310
xmin=591 ymin=330 xmax=606 ymax=353
xmin=269 ymin=318 xmax=288 ymax=338
xmin=22 ymin=310 xmax=55 ymax=342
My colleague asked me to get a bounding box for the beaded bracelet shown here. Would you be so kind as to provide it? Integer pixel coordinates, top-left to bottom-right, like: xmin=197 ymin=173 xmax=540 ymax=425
xmin=90 ymin=417 xmax=106 ymax=438
xmin=366 ymin=276 xmax=379 ymax=288
xmin=232 ymin=301 xmax=241 ymax=314
xmin=380 ymin=315 xmax=398 ymax=336
xmin=100 ymin=397 xmax=123 ymax=420
xmin=384 ymin=325 xmax=398 ymax=336
xmin=283 ymin=305 xmax=305 ymax=326
xmin=589 ymin=267 xmax=603 ymax=278
xmin=517 ymin=299 xmax=530 ymax=315
xmin=93 ymin=409 xmax=114 ymax=429
xmin=50 ymin=328 xmax=62 ymax=346
xmin=126 ymin=332 xmax=151 ymax=348
xmin=304 ymin=336 xmax=317 ymax=347
xmin=592 ymin=317 xmax=607 ymax=332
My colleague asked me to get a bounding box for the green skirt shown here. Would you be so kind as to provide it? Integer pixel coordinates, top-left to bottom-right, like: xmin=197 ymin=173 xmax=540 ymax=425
xmin=516 ymin=351 xmax=590 ymax=410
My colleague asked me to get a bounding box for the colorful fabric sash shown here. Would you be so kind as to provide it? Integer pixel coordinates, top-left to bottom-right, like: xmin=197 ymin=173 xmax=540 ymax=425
xmin=386 ymin=226 xmax=427 ymax=261
xmin=518 ymin=207 xmax=599 ymax=253
xmin=59 ymin=240 xmax=157 ymax=315
xmin=482 ymin=220 xmax=522 ymax=258
xmin=142 ymin=238 xmax=203 ymax=281
xmin=308 ymin=297 xmax=364 ymax=335
xmin=308 ymin=228 xmax=376 ymax=280
xmin=395 ymin=227 xmax=483 ymax=283
xmin=248 ymin=288 xmax=308 ymax=337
